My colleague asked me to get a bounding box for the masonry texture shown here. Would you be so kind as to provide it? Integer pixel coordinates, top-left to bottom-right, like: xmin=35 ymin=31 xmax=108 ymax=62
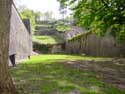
xmin=66 ymin=32 xmax=125 ymax=57
xmin=9 ymin=4 xmax=32 ymax=61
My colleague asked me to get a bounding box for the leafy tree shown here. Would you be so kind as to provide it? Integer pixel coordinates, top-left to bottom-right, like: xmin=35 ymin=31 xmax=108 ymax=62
xmin=59 ymin=5 xmax=67 ymax=20
xmin=42 ymin=11 xmax=54 ymax=21
xmin=18 ymin=6 xmax=55 ymax=29
xmin=34 ymin=11 xmax=42 ymax=22
xmin=18 ymin=5 xmax=37 ymax=31
xmin=57 ymin=0 xmax=125 ymax=41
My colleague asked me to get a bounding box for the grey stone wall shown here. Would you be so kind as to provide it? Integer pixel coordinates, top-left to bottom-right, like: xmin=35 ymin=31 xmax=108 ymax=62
xmin=66 ymin=32 xmax=125 ymax=57
xmin=56 ymin=26 xmax=87 ymax=41
xmin=9 ymin=4 xmax=32 ymax=60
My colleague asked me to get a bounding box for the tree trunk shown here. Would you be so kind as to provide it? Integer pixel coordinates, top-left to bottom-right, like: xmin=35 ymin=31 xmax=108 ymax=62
xmin=0 ymin=0 xmax=16 ymax=94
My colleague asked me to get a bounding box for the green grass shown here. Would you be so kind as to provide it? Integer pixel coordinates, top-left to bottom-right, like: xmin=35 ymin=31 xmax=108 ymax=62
xmin=35 ymin=24 xmax=52 ymax=28
xmin=56 ymin=25 xmax=71 ymax=32
xmin=33 ymin=35 xmax=64 ymax=44
xmin=10 ymin=54 xmax=125 ymax=94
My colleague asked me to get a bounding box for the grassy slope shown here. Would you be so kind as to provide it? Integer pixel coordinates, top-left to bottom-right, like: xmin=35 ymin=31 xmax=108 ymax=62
xmin=33 ymin=35 xmax=64 ymax=44
xmin=10 ymin=54 xmax=125 ymax=94
xmin=56 ymin=25 xmax=71 ymax=32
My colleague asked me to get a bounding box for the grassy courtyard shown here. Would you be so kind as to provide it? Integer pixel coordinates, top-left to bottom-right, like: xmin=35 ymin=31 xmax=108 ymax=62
xmin=10 ymin=54 xmax=125 ymax=94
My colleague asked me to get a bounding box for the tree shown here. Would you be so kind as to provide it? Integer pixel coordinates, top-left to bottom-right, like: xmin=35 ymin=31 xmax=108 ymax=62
xmin=0 ymin=0 xmax=16 ymax=94
xmin=34 ymin=11 xmax=42 ymax=22
xmin=18 ymin=5 xmax=36 ymax=31
xmin=58 ymin=0 xmax=125 ymax=41
xmin=43 ymin=11 xmax=53 ymax=21
xmin=59 ymin=5 xmax=67 ymax=20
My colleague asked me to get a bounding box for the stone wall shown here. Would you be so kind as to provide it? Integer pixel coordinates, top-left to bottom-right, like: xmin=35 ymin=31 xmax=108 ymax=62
xmin=56 ymin=26 xmax=86 ymax=41
xmin=9 ymin=4 xmax=32 ymax=60
xmin=33 ymin=42 xmax=64 ymax=54
xmin=66 ymin=32 xmax=125 ymax=57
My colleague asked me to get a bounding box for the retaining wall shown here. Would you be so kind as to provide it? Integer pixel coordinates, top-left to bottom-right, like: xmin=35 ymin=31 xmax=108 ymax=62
xmin=66 ymin=32 xmax=125 ymax=57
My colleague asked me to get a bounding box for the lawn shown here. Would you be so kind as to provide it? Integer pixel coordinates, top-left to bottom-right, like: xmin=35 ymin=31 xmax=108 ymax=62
xmin=10 ymin=54 xmax=125 ymax=94
xmin=56 ymin=25 xmax=71 ymax=32
xmin=33 ymin=35 xmax=64 ymax=44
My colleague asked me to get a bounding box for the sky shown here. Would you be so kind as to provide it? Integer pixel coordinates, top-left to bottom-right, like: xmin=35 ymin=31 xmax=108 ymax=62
xmin=14 ymin=0 xmax=71 ymax=19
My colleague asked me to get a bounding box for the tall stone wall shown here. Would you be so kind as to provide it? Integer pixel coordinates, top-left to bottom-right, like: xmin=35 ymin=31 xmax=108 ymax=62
xmin=66 ymin=32 xmax=125 ymax=57
xmin=9 ymin=4 xmax=32 ymax=60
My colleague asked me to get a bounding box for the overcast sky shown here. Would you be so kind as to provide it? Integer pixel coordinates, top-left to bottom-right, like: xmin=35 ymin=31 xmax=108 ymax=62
xmin=14 ymin=0 xmax=71 ymax=19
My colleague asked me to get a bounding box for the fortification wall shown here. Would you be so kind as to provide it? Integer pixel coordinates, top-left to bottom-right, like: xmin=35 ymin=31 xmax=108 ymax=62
xmin=66 ymin=32 xmax=125 ymax=57
xmin=9 ymin=4 xmax=32 ymax=60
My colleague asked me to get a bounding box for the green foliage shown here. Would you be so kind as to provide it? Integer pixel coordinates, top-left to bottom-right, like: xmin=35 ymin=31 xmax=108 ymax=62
xmin=54 ymin=20 xmax=71 ymax=32
xmin=58 ymin=0 xmax=125 ymax=41
xmin=42 ymin=11 xmax=54 ymax=21
xmin=33 ymin=43 xmax=49 ymax=53
xmin=68 ymin=31 xmax=91 ymax=41
xmin=33 ymin=35 xmax=64 ymax=44
xmin=18 ymin=6 xmax=41 ymax=32
xmin=56 ymin=25 xmax=71 ymax=32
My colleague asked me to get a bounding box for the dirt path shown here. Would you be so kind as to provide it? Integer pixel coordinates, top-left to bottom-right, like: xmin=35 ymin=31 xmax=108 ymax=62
xmin=61 ymin=59 xmax=125 ymax=89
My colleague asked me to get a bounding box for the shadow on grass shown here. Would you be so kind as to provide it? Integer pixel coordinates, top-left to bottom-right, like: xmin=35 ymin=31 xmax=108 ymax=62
xmin=10 ymin=56 xmax=125 ymax=94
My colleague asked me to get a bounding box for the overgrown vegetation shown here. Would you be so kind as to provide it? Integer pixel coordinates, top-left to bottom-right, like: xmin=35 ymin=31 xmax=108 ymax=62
xmin=18 ymin=6 xmax=37 ymax=31
xmin=54 ymin=20 xmax=71 ymax=32
xmin=58 ymin=0 xmax=125 ymax=42
xmin=33 ymin=35 xmax=64 ymax=44
xmin=56 ymin=25 xmax=71 ymax=32
xmin=68 ymin=31 xmax=91 ymax=41
xmin=18 ymin=6 xmax=55 ymax=32
xmin=33 ymin=43 xmax=49 ymax=53
xmin=10 ymin=54 xmax=125 ymax=94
